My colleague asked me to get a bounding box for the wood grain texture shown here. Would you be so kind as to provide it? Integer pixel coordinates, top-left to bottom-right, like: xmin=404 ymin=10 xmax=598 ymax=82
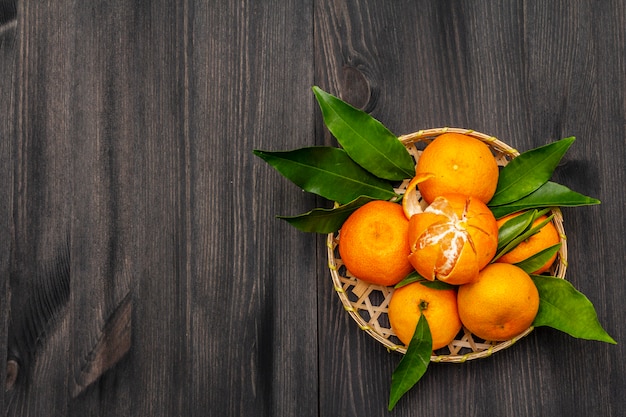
xmin=179 ymin=2 xmax=318 ymax=415
xmin=6 ymin=1 xmax=73 ymax=415
xmin=126 ymin=1 xmax=317 ymax=416
xmin=8 ymin=0 xmax=318 ymax=415
xmin=3 ymin=0 xmax=625 ymax=416
xmin=0 ymin=9 xmax=16 ymax=414
xmin=64 ymin=2 xmax=135 ymax=407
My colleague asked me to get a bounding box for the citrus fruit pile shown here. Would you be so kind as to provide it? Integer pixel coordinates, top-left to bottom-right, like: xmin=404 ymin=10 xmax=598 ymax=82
xmin=254 ymin=87 xmax=614 ymax=411
xmin=338 ymin=132 xmax=553 ymax=346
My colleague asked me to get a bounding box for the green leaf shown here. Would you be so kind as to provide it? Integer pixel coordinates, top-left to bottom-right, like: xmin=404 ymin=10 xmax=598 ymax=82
xmin=531 ymin=275 xmax=617 ymax=344
xmin=395 ymin=271 xmax=455 ymax=290
xmin=493 ymin=214 xmax=554 ymax=261
xmin=312 ymin=86 xmax=415 ymax=181
xmin=278 ymin=196 xmax=376 ymax=233
xmin=394 ymin=271 xmax=424 ymax=288
xmin=490 ymin=181 xmax=600 ymax=218
xmin=253 ymin=147 xmax=398 ymax=204
xmin=419 ymin=280 xmax=457 ymax=290
xmin=496 ymin=209 xmax=538 ymax=251
xmin=388 ymin=314 xmax=432 ymax=411
xmin=514 ymin=243 xmax=561 ymax=273
xmin=489 ymin=137 xmax=575 ymax=206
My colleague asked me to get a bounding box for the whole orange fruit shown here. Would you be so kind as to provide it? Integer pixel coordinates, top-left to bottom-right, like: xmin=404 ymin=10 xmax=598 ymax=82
xmin=457 ymin=263 xmax=539 ymax=342
xmin=407 ymin=194 xmax=498 ymax=285
xmin=338 ymin=200 xmax=413 ymax=286
xmin=415 ymin=132 xmax=499 ymax=204
xmin=496 ymin=213 xmax=561 ymax=274
xmin=388 ymin=282 xmax=462 ymax=350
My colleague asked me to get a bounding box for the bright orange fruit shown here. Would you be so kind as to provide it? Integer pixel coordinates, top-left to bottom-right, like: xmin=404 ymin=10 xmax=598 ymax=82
xmin=496 ymin=213 xmax=561 ymax=274
xmin=408 ymin=194 xmax=498 ymax=285
xmin=338 ymin=200 xmax=413 ymax=286
xmin=415 ymin=132 xmax=499 ymax=204
xmin=388 ymin=282 xmax=462 ymax=350
xmin=457 ymin=263 xmax=539 ymax=341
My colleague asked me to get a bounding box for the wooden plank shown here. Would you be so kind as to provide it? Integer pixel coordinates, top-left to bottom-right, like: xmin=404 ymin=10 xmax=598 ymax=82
xmin=189 ymin=1 xmax=319 ymax=414
xmin=0 ymin=10 xmax=16 ymax=413
xmin=126 ymin=3 xmax=196 ymax=415
xmin=314 ymin=1 xmax=625 ymax=416
xmin=6 ymin=0 xmax=73 ymax=415
xmin=55 ymin=2 xmax=135 ymax=415
xmin=66 ymin=1 xmax=135 ymax=406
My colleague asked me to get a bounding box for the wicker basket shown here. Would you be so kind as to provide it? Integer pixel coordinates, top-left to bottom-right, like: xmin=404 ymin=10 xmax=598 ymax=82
xmin=327 ymin=127 xmax=568 ymax=362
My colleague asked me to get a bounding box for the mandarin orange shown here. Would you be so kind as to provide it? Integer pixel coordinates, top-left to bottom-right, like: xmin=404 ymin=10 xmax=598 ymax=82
xmin=457 ymin=263 xmax=539 ymax=341
xmin=415 ymin=132 xmax=499 ymax=204
xmin=338 ymin=200 xmax=413 ymax=286
xmin=407 ymin=194 xmax=498 ymax=285
xmin=388 ymin=282 xmax=462 ymax=350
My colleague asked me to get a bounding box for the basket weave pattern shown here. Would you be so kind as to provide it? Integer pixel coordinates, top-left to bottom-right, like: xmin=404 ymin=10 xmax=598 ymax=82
xmin=327 ymin=127 xmax=568 ymax=362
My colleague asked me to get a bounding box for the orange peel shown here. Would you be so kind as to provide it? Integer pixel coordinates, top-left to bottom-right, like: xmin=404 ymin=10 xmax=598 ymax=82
xmin=401 ymin=173 xmax=435 ymax=219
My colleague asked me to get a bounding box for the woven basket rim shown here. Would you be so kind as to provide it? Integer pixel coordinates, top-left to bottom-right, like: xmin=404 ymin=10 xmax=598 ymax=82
xmin=328 ymin=127 xmax=568 ymax=362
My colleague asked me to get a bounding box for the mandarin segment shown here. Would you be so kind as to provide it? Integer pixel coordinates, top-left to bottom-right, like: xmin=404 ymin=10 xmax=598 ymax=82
xmin=338 ymin=200 xmax=414 ymax=286
xmin=415 ymin=132 xmax=499 ymax=204
xmin=407 ymin=194 xmax=498 ymax=285
xmin=388 ymin=282 xmax=462 ymax=350
xmin=457 ymin=263 xmax=539 ymax=342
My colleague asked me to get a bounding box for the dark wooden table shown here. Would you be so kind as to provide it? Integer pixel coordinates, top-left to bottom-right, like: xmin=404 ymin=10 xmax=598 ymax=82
xmin=1 ymin=1 xmax=624 ymax=416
